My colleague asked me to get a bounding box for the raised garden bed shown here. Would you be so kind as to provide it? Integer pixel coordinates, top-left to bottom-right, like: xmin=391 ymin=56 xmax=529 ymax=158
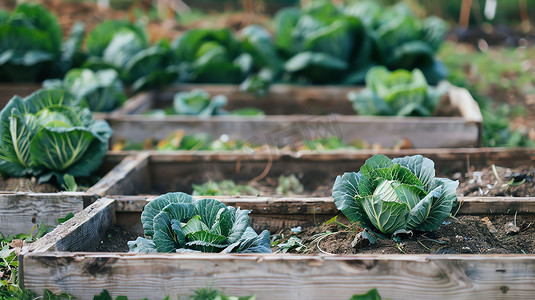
xmin=20 ymin=196 xmax=535 ymax=299
xmin=106 ymin=148 xmax=534 ymax=197
xmin=0 ymin=153 xmax=144 ymax=235
xmin=108 ymin=84 xmax=483 ymax=148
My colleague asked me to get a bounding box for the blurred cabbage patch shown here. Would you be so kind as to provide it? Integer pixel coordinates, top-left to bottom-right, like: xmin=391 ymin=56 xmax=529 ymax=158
xmin=0 ymin=3 xmax=84 ymax=82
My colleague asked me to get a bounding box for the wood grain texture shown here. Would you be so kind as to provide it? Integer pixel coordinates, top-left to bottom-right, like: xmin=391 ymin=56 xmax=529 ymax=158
xmin=21 ymin=252 xmax=535 ymax=299
xmin=0 ymin=154 xmax=135 ymax=235
xmin=108 ymin=114 xmax=479 ymax=148
xmin=108 ymin=84 xmax=481 ymax=148
xmin=110 ymin=196 xmax=535 ymax=216
xmin=111 ymin=195 xmax=535 ymax=234
xmin=22 ymin=198 xmax=115 ymax=253
xmin=20 ymin=197 xmax=535 ymax=299
xmin=0 ymin=193 xmax=85 ymax=235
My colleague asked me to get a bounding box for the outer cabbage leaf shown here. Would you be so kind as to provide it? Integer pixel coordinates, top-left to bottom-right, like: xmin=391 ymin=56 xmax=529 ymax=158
xmin=348 ymin=66 xmax=446 ymax=116
xmin=172 ymin=90 xmax=227 ymax=116
xmin=0 ymin=88 xmax=112 ymax=182
xmin=132 ymin=192 xmax=271 ymax=254
xmin=86 ymin=20 xmax=147 ymax=57
xmin=0 ymin=3 xmax=62 ymax=82
xmin=332 ymin=172 xmax=373 ymax=228
xmin=141 ymin=192 xmax=195 ymax=237
xmin=332 ymin=154 xmax=458 ymax=236
xmin=54 ymin=68 xmax=127 ymax=112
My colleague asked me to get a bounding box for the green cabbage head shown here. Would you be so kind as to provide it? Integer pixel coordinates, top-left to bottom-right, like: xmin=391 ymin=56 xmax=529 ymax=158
xmin=129 ymin=192 xmax=272 ymax=253
xmin=332 ymin=154 xmax=458 ymax=236
xmin=0 ymin=88 xmax=112 ymax=182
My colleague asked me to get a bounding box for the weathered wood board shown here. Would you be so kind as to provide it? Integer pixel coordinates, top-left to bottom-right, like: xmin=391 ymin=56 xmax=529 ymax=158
xmin=106 ymin=148 xmax=535 ymax=196
xmin=108 ymin=84 xmax=482 ymax=148
xmin=20 ymin=197 xmax=535 ymax=299
xmin=0 ymin=153 xmax=138 ymax=235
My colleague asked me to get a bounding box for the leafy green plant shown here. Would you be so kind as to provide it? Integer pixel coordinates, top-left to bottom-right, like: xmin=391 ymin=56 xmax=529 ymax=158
xmin=173 ymin=90 xmax=227 ymax=117
xmin=301 ymin=136 xmax=358 ymax=150
xmin=276 ymin=174 xmax=304 ymax=195
xmin=170 ymin=28 xmax=248 ymax=84
xmin=1 ymin=224 xmax=57 ymax=299
xmin=146 ymin=90 xmax=264 ymax=118
xmin=84 ymin=20 xmax=177 ymax=92
xmin=346 ymin=2 xmax=448 ymax=84
xmin=128 ymin=192 xmax=271 ymax=253
xmin=332 ymin=154 xmax=458 ymax=238
xmin=91 ymin=288 xmax=255 ymax=300
xmin=0 ymin=88 xmax=112 ymax=184
xmin=156 ymin=131 xmax=212 ymax=151
xmin=61 ymin=174 xmax=78 ymax=192
xmin=238 ymin=25 xmax=282 ymax=96
xmin=348 ymin=66 xmax=446 ymax=116
xmin=191 ymin=288 xmax=256 ymax=300
xmin=349 ymin=288 xmax=382 ymax=300
xmin=193 ymin=180 xmax=259 ymax=196
xmin=43 ymin=68 xmax=127 ymax=112
xmin=274 ymin=0 xmax=373 ymax=84
xmin=0 ymin=3 xmax=83 ymax=82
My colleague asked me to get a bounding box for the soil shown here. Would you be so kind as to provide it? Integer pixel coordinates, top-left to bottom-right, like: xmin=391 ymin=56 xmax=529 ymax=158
xmin=0 ymin=175 xmax=94 ymax=193
xmin=456 ymin=165 xmax=535 ymax=197
xmin=95 ymin=225 xmax=139 ymax=252
xmin=0 ymin=176 xmax=59 ymax=193
xmin=279 ymin=214 xmax=535 ymax=255
xmin=97 ymin=215 xmax=535 ymax=255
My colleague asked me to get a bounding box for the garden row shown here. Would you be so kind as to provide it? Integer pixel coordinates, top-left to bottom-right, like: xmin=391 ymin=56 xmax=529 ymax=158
xmin=9 ymin=148 xmax=534 ymax=299
xmin=2 ymin=1 xmax=534 ymax=299
xmin=0 ymin=1 xmax=448 ymax=109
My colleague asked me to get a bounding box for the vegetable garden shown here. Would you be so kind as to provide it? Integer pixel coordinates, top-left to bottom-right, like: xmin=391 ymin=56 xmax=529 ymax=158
xmin=0 ymin=0 xmax=534 ymax=299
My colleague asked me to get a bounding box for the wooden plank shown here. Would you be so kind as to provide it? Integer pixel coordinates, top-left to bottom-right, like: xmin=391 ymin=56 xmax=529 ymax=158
xmin=22 ymin=198 xmax=115 ymax=253
xmin=20 ymin=197 xmax=535 ymax=298
xmin=21 ymin=252 xmax=535 ymax=299
xmin=108 ymin=84 xmax=481 ymax=148
xmin=107 ymin=114 xmax=479 ymax=148
xmin=0 ymin=154 xmax=136 ymax=235
xmin=0 ymin=193 xmax=85 ymax=235
xmin=110 ymin=196 xmax=535 ymax=216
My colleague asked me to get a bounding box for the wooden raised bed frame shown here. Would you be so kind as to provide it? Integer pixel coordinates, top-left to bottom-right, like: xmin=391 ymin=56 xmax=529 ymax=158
xmin=0 ymin=153 xmax=145 ymax=235
xmin=108 ymin=83 xmax=483 ymax=148
xmin=21 ymin=196 xmax=535 ymax=299
xmin=106 ymin=147 xmax=535 ymax=196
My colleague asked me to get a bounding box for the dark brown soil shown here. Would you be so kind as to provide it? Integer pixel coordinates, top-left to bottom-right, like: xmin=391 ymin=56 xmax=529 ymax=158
xmin=95 ymin=225 xmax=139 ymax=252
xmin=456 ymin=165 xmax=535 ymax=197
xmin=0 ymin=177 xmax=59 ymax=193
xmin=281 ymin=214 xmax=535 ymax=255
